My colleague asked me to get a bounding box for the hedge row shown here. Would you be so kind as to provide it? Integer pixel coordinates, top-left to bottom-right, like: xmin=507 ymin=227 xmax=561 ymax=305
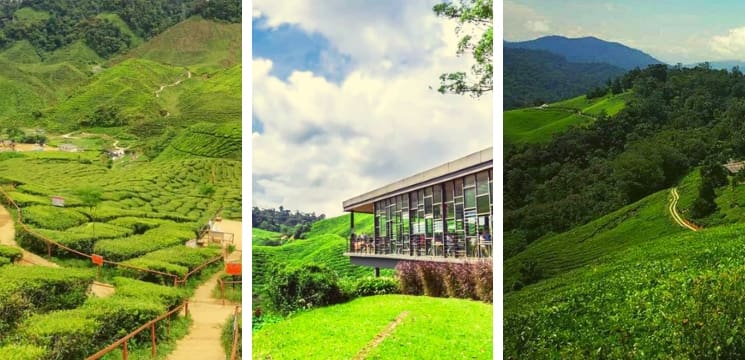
xmin=113 ymin=276 xmax=188 ymax=309
xmin=119 ymin=245 xmax=221 ymax=283
xmin=0 ymin=344 xmax=48 ymax=360
xmin=0 ymin=244 xmax=22 ymax=262
xmin=396 ymin=260 xmax=492 ymax=303
xmin=93 ymin=224 xmax=195 ymax=262
xmin=0 ymin=266 xmax=94 ymax=334
xmin=21 ymin=205 xmax=88 ymax=230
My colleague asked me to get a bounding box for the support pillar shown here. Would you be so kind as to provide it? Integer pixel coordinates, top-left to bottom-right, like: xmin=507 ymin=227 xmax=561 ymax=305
xmin=349 ymin=211 xmax=355 ymax=252
xmin=374 ymin=267 xmax=380 ymax=277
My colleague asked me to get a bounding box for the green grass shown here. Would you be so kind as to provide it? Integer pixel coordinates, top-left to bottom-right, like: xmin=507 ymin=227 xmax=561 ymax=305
xmin=504 ymin=92 xmax=631 ymax=145
xmin=253 ymin=295 xmax=492 ymax=360
xmin=504 ymin=188 xmax=684 ymax=291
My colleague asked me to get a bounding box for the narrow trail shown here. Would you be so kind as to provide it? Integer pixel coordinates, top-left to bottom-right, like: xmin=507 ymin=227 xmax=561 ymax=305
xmin=0 ymin=204 xmax=114 ymax=297
xmin=155 ymin=70 xmax=192 ymax=98
xmin=669 ymin=188 xmax=699 ymax=232
xmin=167 ymin=219 xmax=242 ymax=360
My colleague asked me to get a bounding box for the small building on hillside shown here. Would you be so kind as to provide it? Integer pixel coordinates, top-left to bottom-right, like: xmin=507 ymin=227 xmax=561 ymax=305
xmin=724 ymin=159 xmax=745 ymax=174
xmin=343 ymin=147 xmax=493 ymax=274
xmin=59 ymin=143 xmax=79 ymax=152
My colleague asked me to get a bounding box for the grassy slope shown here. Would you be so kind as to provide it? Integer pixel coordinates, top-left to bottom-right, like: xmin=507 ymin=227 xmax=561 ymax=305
xmin=504 ymin=92 xmax=630 ymax=145
xmin=252 ymin=214 xmax=388 ymax=297
xmin=504 ymin=188 xmax=684 ymax=291
xmin=113 ymin=16 xmax=240 ymax=74
xmin=164 ymin=64 xmax=241 ymax=124
xmin=253 ymin=295 xmax=493 ymax=360
xmin=504 ymin=221 xmax=745 ymax=357
xmin=252 ymin=228 xmax=282 ymax=246
xmin=156 ymin=121 xmax=241 ymax=161
xmin=45 ymin=58 xmax=184 ymax=129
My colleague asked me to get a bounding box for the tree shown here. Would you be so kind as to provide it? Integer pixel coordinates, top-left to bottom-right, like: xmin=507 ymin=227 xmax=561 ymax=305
xmin=433 ymin=0 xmax=492 ymax=97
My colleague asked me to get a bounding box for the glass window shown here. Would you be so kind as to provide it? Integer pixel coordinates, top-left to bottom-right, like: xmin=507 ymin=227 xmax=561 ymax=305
xmin=477 ymin=195 xmax=490 ymax=214
xmin=410 ymin=191 xmax=418 ymax=208
xmin=477 ymin=171 xmax=489 ymax=196
xmin=403 ymin=193 xmax=409 ymax=209
xmin=426 ymin=218 xmax=433 ymax=237
xmin=425 ymin=187 xmax=432 ymax=197
xmin=434 ymin=219 xmax=443 ymax=234
xmin=445 ymin=182 xmax=453 ymax=202
xmin=446 ymin=202 xmax=454 ymax=219
xmin=465 ymin=174 xmax=475 ymax=187
xmin=454 ymin=179 xmax=463 ymax=196
xmin=424 ymin=197 xmax=433 ymax=215
xmin=465 ymin=188 xmax=476 ymax=209
xmin=447 ymin=219 xmax=456 ymax=232
xmin=455 ymin=203 xmax=464 ymax=221
xmin=434 ymin=203 xmax=441 ymax=218
xmin=403 ymin=212 xmax=409 ymax=233
xmin=433 ymin=186 xmax=441 ymax=203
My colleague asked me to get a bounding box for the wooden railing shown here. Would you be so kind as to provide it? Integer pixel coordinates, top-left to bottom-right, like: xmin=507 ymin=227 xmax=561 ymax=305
xmin=86 ymin=301 xmax=189 ymax=360
xmin=229 ymin=305 xmax=242 ymax=360
xmin=217 ymin=278 xmax=242 ymax=305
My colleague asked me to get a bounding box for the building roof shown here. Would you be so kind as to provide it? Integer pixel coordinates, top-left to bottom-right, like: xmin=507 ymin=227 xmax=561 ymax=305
xmin=342 ymin=147 xmax=493 ymax=213
xmin=725 ymin=160 xmax=745 ymax=174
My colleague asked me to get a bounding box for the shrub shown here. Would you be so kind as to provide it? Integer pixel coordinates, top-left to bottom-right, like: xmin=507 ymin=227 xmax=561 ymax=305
xmin=119 ymin=257 xmax=188 ymax=284
xmin=0 ymin=257 xmax=9 ymax=267
xmin=396 ymin=261 xmax=423 ymax=295
xmin=93 ymin=224 xmax=195 ymax=261
xmin=113 ymin=277 xmax=187 ymax=309
xmin=21 ymin=205 xmax=88 ymax=230
xmin=474 ymin=260 xmax=493 ymax=303
xmin=0 ymin=344 xmax=48 ymax=360
xmin=352 ymin=276 xmax=399 ymax=297
xmin=83 ymin=296 xmax=166 ymax=345
xmin=417 ymin=261 xmax=446 ymax=297
xmin=442 ymin=262 xmax=478 ymax=300
xmin=263 ymin=263 xmax=346 ymax=315
xmin=0 ymin=244 xmax=22 ymax=262
xmin=0 ymin=266 xmax=94 ymax=333
xmin=17 ymin=309 xmax=97 ymax=360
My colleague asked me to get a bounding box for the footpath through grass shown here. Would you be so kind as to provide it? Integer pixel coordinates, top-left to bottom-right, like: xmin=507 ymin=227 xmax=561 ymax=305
xmin=253 ymin=294 xmax=492 ymax=360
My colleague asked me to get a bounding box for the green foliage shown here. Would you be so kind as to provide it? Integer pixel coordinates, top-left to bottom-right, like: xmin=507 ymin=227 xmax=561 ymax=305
xmin=157 ymin=121 xmax=240 ymax=160
xmin=120 ymin=245 xmax=220 ymax=283
xmin=17 ymin=309 xmax=97 ymax=360
xmin=0 ymin=266 xmax=94 ymax=334
xmin=21 ymin=205 xmax=88 ymax=230
xmin=82 ymin=296 xmax=166 ymax=345
xmin=263 ymin=263 xmax=347 ymax=315
xmin=112 ymin=276 xmax=187 ymax=309
xmin=253 ymin=295 xmax=493 ymax=359
xmin=80 ymin=17 xmax=132 ymax=58
xmin=0 ymin=244 xmax=23 ymax=262
xmin=348 ymin=276 xmax=399 ymax=297
xmin=0 ymin=344 xmax=48 ymax=360
xmin=396 ymin=260 xmax=491 ymax=302
xmin=433 ymin=0 xmax=492 ymax=97
xmin=221 ymin=312 xmax=241 ymax=359
xmin=93 ymin=223 xmax=195 ymax=261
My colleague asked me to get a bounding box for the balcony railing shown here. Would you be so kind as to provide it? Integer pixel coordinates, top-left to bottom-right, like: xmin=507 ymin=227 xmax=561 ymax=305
xmin=348 ymin=235 xmax=491 ymax=259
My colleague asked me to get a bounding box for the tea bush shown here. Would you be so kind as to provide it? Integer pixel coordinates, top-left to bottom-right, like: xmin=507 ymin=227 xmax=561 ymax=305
xmin=83 ymin=296 xmax=166 ymax=345
xmin=0 ymin=344 xmax=48 ymax=360
xmin=263 ymin=263 xmax=346 ymax=315
xmin=351 ymin=276 xmax=399 ymax=297
xmin=113 ymin=277 xmax=187 ymax=309
xmin=17 ymin=309 xmax=97 ymax=360
xmin=22 ymin=205 xmax=88 ymax=230
xmin=0 ymin=244 xmax=23 ymax=262
xmin=93 ymin=224 xmax=195 ymax=261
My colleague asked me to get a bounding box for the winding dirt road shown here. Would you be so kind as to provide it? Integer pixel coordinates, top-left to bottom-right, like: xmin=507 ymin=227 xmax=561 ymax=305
xmin=669 ymin=188 xmax=699 ymax=232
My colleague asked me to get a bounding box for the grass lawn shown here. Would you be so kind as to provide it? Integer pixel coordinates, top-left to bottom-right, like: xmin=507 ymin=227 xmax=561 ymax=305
xmin=252 ymin=295 xmax=493 ymax=360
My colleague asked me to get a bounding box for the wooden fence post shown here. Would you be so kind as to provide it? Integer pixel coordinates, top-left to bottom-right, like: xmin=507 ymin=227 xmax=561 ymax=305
xmin=122 ymin=341 xmax=128 ymax=360
xmin=151 ymin=323 xmax=156 ymax=358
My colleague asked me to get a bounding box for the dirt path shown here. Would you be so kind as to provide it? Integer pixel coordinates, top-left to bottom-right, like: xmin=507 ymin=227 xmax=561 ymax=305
xmin=669 ymin=188 xmax=699 ymax=232
xmin=167 ymin=219 xmax=241 ymax=360
xmin=354 ymin=311 xmax=410 ymax=359
xmin=155 ymin=70 xmax=192 ymax=98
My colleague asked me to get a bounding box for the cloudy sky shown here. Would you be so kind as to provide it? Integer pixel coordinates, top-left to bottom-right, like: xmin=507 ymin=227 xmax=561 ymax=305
xmin=505 ymin=0 xmax=745 ymax=64
xmin=252 ymin=1 xmax=493 ymax=217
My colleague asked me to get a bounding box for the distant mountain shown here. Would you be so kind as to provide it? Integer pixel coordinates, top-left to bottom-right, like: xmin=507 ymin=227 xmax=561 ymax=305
xmin=504 ymin=35 xmax=663 ymax=70
xmin=504 ymin=48 xmax=625 ymax=110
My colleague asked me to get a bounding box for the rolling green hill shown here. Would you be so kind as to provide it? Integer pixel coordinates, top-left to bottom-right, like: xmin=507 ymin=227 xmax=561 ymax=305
xmin=504 ymin=92 xmax=630 ymax=145
xmin=113 ymin=16 xmax=240 ymax=74
xmin=254 ymin=295 xmax=493 ymax=360
xmin=156 ymin=121 xmax=241 ymax=161
xmin=252 ymin=213 xmax=388 ymax=301
xmin=164 ymin=64 xmax=241 ymax=124
xmin=504 ymin=188 xmax=684 ymax=292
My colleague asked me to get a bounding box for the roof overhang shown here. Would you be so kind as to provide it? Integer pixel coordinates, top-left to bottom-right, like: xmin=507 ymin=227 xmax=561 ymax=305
xmin=342 ymin=147 xmax=493 ymax=213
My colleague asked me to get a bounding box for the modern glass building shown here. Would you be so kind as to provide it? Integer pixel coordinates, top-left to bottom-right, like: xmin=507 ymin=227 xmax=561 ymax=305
xmin=343 ymin=147 xmax=492 ymax=271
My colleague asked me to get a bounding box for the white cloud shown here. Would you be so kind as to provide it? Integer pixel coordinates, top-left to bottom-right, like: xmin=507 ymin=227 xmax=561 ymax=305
xmin=252 ymin=0 xmax=446 ymax=76
xmin=504 ymin=0 xmax=550 ymax=40
xmin=711 ymin=26 xmax=745 ymax=59
xmin=252 ymin=57 xmax=492 ymax=217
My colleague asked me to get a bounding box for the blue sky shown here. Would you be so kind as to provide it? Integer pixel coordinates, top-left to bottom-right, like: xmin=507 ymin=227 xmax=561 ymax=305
xmin=505 ymin=0 xmax=745 ymax=64
xmin=252 ymin=1 xmax=492 ymax=216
